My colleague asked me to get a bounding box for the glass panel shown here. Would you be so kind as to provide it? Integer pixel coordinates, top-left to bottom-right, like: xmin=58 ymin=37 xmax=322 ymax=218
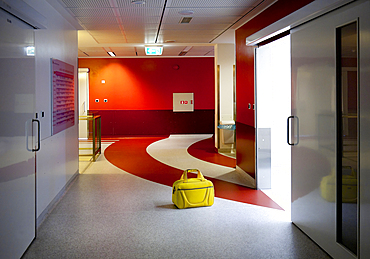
xmin=337 ymin=21 xmax=358 ymax=255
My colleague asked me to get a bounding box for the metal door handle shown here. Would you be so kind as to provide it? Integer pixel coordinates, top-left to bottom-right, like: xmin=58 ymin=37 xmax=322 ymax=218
xmin=32 ymin=119 xmax=40 ymax=151
xmin=287 ymin=115 xmax=299 ymax=146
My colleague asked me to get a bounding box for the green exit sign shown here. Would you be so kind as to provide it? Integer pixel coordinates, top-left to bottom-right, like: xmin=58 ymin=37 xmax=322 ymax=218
xmin=145 ymin=46 xmax=163 ymax=55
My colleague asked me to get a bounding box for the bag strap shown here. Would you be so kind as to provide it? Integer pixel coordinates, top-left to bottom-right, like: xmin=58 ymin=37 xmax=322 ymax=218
xmin=180 ymin=169 xmax=205 ymax=182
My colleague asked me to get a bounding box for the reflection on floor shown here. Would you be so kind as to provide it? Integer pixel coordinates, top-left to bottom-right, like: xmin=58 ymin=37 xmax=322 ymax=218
xmin=23 ymin=135 xmax=331 ymax=259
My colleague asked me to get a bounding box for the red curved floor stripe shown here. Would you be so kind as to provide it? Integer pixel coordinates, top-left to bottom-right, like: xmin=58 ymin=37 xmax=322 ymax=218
xmin=187 ymin=137 xmax=236 ymax=168
xmin=104 ymin=137 xmax=282 ymax=210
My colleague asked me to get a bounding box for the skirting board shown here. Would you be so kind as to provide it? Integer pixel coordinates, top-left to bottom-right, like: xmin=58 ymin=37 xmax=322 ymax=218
xmin=36 ymin=170 xmax=79 ymax=229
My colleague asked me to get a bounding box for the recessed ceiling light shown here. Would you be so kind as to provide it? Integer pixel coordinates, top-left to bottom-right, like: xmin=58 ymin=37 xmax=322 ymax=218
xmin=131 ymin=0 xmax=145 ymax=4
xmin=107 ymin=51 xmax=116 ymax=57
xmin=178 ymin=10 xmax=194 ymax=15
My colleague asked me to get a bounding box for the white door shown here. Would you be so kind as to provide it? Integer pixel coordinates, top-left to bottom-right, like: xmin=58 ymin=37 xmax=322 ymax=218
xmin=0 ymin=8 xmax=38 ymax=259
xmin=290 ymin=0 xmax=370 ymax=257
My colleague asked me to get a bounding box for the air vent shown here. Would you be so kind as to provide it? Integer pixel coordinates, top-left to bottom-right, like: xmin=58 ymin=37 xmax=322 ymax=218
xmin=180 ymin=17 xmax=192 ymax=24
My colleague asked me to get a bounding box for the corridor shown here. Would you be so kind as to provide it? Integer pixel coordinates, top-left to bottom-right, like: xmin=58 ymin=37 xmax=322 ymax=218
xmin=23 ymin=135 xmax=330 ymax=258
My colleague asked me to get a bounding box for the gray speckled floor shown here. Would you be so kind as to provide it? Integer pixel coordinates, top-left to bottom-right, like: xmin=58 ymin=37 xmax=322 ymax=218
xmin=23 ymin=141 xmax=331 ymax=259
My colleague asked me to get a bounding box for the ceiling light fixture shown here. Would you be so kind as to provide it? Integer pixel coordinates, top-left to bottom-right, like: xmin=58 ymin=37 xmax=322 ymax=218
xmin=131 ymin=0 xmax=145 ymax=4
xmin=107 ymin=51 xmax=116 ymax=57
xmin=178 ymin=10 xmax=194 ymax=15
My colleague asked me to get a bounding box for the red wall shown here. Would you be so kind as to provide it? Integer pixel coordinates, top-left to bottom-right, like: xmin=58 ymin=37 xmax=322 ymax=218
xmin=79 ymin=58 xmax=214 ymax=110
xmin=235 ymin=0 xmax=314 ymax=180
xmin=78 ymin=57 xmax=215 ymax=136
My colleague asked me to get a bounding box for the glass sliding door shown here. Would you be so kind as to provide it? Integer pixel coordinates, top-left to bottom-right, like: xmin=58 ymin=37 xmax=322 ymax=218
xmin=290 ymin=0 xmax=368 ymax=257
xmin=0 ymin=7 xmax=37 ymax=258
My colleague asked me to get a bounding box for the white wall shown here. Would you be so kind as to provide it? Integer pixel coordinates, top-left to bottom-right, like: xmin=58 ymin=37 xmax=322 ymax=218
xmin=215 ymin=44 xmax=235 ymax=123
xmin=24 ymin=0 xmax=79 ymax=219
xmin=214 ymin=44 xmax=235 ymax=148
xmin=78 ymin=68 xmax=89 ymax=139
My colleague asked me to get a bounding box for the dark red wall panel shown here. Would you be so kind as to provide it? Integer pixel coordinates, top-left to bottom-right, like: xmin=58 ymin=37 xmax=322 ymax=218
xmin=236 ymin=122 xmax=255 ymax=178
xmin=89 ymin=109 xmax=214 ymax=136
xmin=235 ymin=45 xmax=255 ymax=127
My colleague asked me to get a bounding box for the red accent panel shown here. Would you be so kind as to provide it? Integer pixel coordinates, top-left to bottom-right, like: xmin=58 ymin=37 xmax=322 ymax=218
xmin=237 ymin=0 xmax=315 ymax=40
xmin=78 ymin=58 xmax=215 ymax=111
xmin=187 ymin=137 xmax=236 ymax=168
xmin=104 ymin=137 xmax=282 ymax=210
xmin=236 ymin=122 xmax=255 ymax=179
xmin=235 ymin=45 xmax=255 ymax=127
xmin=89 ymin=109 xmax=214 ymax=136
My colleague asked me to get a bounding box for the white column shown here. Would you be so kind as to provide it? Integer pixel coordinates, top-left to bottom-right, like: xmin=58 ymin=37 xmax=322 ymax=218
xmin=214 ymin=44 xmax=235 ymax=149
xmin=78 ymin=68 xmax=89 ymax=139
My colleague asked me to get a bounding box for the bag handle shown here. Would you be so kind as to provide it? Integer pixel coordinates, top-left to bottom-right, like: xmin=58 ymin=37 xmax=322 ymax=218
xmin=180 ymin=169 xmax=205 ymax=182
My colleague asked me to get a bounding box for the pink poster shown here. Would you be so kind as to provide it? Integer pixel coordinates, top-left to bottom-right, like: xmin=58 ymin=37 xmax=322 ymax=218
xmin=52 ymin=59 xmax=75 ymax=135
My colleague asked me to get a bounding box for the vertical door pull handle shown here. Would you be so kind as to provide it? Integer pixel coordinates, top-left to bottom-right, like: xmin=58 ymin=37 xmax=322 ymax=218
xmin=287 ymin=116 xmax=299 ymax=146
xmin=32 ymin=119 xmax=40 ymax=152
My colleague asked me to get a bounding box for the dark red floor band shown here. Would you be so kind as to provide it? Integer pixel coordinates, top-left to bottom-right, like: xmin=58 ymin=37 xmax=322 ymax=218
xmin=104 ymin=137 xmax=282 ymax=210
xmin=187 ymin=137 xmax=236 ymax=168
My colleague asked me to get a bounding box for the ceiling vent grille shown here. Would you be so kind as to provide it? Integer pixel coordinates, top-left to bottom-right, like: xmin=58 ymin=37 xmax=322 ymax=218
xmin=179 ymin=17 xmax=192 ymax=24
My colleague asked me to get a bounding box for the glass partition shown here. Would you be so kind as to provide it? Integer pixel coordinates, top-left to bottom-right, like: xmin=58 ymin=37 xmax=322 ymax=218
xmin=336 ymin=21 xmax=358 ymax=255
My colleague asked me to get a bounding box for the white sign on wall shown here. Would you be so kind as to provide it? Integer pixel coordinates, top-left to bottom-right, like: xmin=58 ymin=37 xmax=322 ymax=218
xmin=173 ymin=93 xmax=194 ymax=112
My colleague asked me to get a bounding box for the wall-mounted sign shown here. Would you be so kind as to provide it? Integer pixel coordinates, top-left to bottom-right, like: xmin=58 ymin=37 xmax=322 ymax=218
xmin=145 ymin=46 xmax=163 ymax=55
xmin=173 ymin=93 xmax=194 ymax=112
xmin=51 ymin=59 xmax=75 ymax=135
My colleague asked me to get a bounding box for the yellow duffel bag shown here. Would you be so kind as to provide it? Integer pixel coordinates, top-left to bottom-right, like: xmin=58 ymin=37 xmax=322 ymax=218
xmin=172 ymin=169 xmax=214 ymax=209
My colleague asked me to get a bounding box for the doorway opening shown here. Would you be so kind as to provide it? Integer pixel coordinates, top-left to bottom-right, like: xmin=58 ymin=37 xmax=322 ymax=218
xmin=255 ymin=34 xmax=291 ymax=219
xmin=78 ymin=68 xmax=102 ymax=173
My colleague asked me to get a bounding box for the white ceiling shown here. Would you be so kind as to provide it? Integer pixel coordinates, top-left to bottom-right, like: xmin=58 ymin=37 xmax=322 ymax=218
xmin=50 ymin=0 xmax=276 ymax=57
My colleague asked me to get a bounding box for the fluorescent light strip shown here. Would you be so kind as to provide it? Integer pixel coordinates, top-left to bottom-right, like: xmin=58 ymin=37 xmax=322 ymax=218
xmin=107 ymin=51 xmax=116 ymax=57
